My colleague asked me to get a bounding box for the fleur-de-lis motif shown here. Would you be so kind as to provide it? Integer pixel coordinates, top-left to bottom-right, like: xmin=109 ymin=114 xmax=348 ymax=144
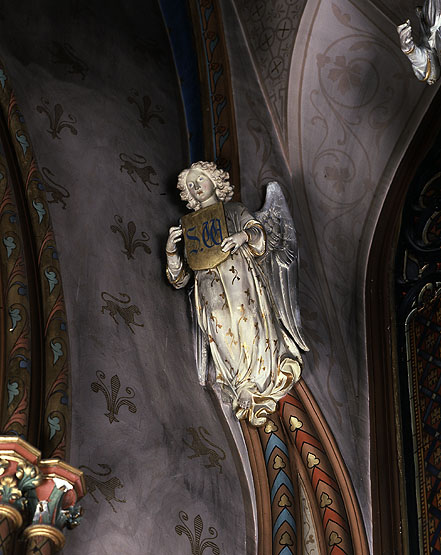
xmin=36 ymin=98 xmax=78 ymax=139
xmin=175 ymin=511 xmax=220 ymax=555
xmin=110 ymin=215 xmax=151 ymax=260
xmin=42 ymin=166 xmax=70 ymax=209
xmin=91 ymin=371 xmax=137 ymax=424
xmin=49 ymin=41 xmax=89 ymax=80
xmin=127 ymin=89 xmax=165 ymax=128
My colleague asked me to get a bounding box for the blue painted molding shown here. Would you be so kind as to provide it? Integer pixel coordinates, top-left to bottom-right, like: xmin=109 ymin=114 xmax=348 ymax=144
xmin=159 ymin=0 xmax=205 ymax=163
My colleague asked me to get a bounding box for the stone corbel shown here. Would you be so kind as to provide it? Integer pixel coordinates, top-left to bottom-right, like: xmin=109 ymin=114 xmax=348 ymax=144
xmin=0 ymin=436 xmax=85 ymax=555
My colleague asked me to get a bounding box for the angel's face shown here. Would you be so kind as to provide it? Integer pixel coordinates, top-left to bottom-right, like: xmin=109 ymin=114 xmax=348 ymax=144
xmin=186 ymin=170 xmax=217 ymax=207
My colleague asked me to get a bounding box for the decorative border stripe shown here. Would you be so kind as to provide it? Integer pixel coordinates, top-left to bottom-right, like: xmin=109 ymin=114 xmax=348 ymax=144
xmin=265 ymin=433 xmax=290 ymax=465
xmin=273 ymin=508 xmax=296 ymax=538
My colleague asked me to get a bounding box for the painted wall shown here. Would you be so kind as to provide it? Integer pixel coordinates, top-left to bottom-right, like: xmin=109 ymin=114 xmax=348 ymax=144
xmin=221 ymin=0 xmax=439 ymax=550
xmin=0 ymin=1 xmax=254 ymax=553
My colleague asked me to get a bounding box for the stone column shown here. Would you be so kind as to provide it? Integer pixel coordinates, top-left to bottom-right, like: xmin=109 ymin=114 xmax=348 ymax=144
xmin=0 ymin=437 xmax=41 ymax=555
xmin=0 ymin=504 xmax=22 ymax=554
xmin=23 ymin=459 xmax=85 ymax=555
xmin=0 ymin=437 xmax=85 ymax=555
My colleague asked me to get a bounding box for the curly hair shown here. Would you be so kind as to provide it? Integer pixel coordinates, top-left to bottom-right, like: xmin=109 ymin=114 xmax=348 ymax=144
xmin=177 ymin=161 xmax=234 ymax=210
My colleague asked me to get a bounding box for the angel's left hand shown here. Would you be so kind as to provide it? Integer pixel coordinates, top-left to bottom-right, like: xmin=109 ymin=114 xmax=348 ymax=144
xmin=221 ymin=231 xmax=248 ymax=254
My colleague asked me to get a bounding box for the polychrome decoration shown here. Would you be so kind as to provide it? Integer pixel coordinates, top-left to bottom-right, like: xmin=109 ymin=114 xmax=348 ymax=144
xmin=166 ymin=161 xmax=308 ymax=426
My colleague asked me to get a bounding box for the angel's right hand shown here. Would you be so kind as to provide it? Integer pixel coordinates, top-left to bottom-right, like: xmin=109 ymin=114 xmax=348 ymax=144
xmin=397 ymin=19 xmax=415 ymax=52
xmin=166 ymin=225 xmax=183 ymax=253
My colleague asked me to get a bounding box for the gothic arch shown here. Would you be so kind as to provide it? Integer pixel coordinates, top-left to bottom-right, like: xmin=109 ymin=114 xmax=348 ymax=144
xmin=367 ymin=87 xmax=441 ymax=554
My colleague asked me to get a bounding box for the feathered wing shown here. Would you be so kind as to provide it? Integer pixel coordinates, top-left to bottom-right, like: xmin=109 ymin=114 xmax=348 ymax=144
xmin=255 ymin=181 xmax=309 ymax=352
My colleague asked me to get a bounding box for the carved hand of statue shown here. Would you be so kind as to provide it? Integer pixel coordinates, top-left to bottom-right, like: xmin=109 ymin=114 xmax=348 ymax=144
xmin=166 ymin=225 xmax=183 ymax=256
xmin=220 ymin=230 xmax=248 ymax=254
xmin=397 ymin=19 xmax=415 ymax=54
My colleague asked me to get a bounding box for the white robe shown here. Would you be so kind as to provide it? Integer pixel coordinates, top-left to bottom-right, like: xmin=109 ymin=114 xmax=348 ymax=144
xmin=167 ymin=202 xmax=302 ymax=426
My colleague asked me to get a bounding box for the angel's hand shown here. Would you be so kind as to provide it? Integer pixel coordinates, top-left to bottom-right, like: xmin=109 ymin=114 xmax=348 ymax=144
xmin=166 ymin=225 xmax=183 ymax=254
xmin=221 ymin=231 xmax=248 ymax=254
xmin=397 ymin=19 xmax=415 ymax=52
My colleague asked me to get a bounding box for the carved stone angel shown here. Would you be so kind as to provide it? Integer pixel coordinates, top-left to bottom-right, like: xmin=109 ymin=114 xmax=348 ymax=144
xmin=166 ymin=161 xmax=308 ymax=426
xmin=397 ymin=0 xmax=441 ymax=84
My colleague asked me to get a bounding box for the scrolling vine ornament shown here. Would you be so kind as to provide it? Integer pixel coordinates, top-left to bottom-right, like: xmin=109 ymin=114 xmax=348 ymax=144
xmin=90 ymin=371 xmax=137 ymax=424
xmin=175 ymin=511 xmax=220 ymax=555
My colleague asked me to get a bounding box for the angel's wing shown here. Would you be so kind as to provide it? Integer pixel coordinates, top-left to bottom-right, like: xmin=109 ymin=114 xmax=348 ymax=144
xmin=255 ymin=181 xmax=309 ymax=352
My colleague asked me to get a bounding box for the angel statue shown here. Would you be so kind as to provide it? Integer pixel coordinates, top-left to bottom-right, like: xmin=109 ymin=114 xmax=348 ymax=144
xmin=397 ymin=0 xmax=441 ymax=84
xmin=166 ymin=161 xmax=308 ymax=426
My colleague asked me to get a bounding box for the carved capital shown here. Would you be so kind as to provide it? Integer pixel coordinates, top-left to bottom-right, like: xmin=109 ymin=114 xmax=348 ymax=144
xmin=0 ymin=436 xmax=85 ymax=554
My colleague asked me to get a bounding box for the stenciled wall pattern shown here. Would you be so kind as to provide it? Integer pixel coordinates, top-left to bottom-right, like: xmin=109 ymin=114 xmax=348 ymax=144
xmin=0 ymin=0 xmax=254 ymax=553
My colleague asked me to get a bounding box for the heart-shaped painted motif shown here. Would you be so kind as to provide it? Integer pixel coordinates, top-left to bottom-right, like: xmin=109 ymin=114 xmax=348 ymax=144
xmin=279 ymin=532 xmax=293 ymax=546
xmin=320 ymin=492 xmax=332 ymax=508
xmin=265 ymin=420 xmax=278 ymax=434
xmin=289 ymin=415 xmax=303 ymax=432
xmin=273 ymin=455 xmax=286 ymax=470
xmin=278 ymin=494 xmax=292 ymax=508
xmin=307 ymin=452 xmax=320 ymax=468
xmin=329 ymin=531 xmax=342 ymax=546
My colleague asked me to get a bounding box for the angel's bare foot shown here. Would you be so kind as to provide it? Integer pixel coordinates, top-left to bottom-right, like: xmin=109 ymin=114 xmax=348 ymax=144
xmin=238 ymin=389 xmax=253 ymax=409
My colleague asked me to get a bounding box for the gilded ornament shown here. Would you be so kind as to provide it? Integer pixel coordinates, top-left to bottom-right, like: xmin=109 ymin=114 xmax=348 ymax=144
xmin=0 ymin=458 xmax=9 ymax=475
xmin=289 ymin=415 xmax=303 ymax=432
xmin=0 ymin=503 xmax=23 ymax=528
xmin=273 ymin=455 xmax=286 ymax=470
xmin=279 ymin=531 xmax=293 ymax=546
xmin=278 ymin=494 xmax=292 ymax=508
xmin=264 ymin=420 xmax=278 ymax=433
xmin=15 ymin=462 xmax=42 ymax=491
xmin=0 ymin=476 xmax=24 ymax=508
xmin=320 ymin=492 xmax=333 ymax=508
xmin=329 ymin=531 xmax=343 ymax=546
xmin=306 ymin=453 xmax=320 ymax=469
xmin=23 ymin=524 xmax=66 ymax=550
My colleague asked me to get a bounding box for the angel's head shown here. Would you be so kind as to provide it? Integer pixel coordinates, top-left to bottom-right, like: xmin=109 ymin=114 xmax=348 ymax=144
xmin=177 ymin=161 xmax=234 ymax=210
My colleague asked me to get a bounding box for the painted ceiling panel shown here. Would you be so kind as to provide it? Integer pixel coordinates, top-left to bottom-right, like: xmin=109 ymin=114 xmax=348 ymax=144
xmin=234 ymin=0 xmax=308 ymax=144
